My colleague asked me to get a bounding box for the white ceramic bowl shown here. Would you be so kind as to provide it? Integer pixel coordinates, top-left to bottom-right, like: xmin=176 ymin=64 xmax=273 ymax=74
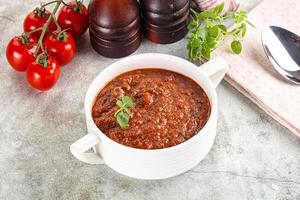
xmin=70 ymin=53 xmax=228 ymax=180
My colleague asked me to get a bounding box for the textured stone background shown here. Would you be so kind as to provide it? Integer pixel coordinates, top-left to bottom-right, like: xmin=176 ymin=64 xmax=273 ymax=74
xmin=0 ymin=0 xmax=299 ymax=199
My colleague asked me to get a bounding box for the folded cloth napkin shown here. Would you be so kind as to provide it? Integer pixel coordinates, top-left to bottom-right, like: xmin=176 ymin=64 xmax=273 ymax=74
xmin=191 ymin=0 xmax=239 ymax=13
xmin=215 ymin=0 xmax=300 ymax=137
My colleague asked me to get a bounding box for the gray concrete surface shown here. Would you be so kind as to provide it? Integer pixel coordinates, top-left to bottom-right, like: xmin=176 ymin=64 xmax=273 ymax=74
xmin=0 ymin=0 xmax=299 ymax=199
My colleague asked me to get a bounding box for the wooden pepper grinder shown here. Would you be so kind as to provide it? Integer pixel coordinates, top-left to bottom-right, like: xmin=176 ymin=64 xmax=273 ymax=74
xmin=140 ymin=0 xmax=190 ymax=44
xmin=89 ymin=0 xmax=141 ymax=58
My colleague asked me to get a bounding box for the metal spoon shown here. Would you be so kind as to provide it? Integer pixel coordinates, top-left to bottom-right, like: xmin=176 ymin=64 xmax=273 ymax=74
xmin=262 ymin=26 xmax=300 ymax=84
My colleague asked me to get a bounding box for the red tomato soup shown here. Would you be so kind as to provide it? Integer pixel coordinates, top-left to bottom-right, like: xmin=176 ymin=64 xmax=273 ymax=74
xmin=92 ymin=69 xmax=211 ymax=149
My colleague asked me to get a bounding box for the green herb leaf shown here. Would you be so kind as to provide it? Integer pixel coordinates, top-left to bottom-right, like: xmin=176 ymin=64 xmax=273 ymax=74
xmin=199 ymin=11 xmax=217 ymax=19
xmin=187 ymin=6 xmax=254 ymax=63
xmin=188 ymin=20 xmax=198 ymax=30
xmin=231 ymin=40 xmax=242 ymax=54
xmin=218 ymin=24 xmax=227 ymax=32
xmin=116 ymin=100 xmax=124 ymax=108
xmin=116 ymin=112 xmax=129 ymax=128
xmin=245 ymin=20 xmax=256 ymax=28
xmin=122 ymin=96 xmax=134 ymax=107
xmin=239 ymin=11 xmax=248 ymax=18
xmin=114 ymin=96 xmax=135 ymax=128
xmin=207 ymin=38 xmax=218 ymax=49
xmin=201 ymin=46 xmax=211 ymax=60
xmin=241 ymin=23 xmax=247 ymax=37
xmin=213 ymin=2 xmax=224 ymax=15
xmin=208 ymin=26 xmax=219 ymax=38
xmin=198 ymin=28 xmax=207 ymax=40
xmin=226 ymin=12 xmax=235 ymax=19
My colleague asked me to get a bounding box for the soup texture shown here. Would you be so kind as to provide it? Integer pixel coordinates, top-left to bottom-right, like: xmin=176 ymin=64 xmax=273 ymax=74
xmin=92 ymin=69 xmax=211 ymax=149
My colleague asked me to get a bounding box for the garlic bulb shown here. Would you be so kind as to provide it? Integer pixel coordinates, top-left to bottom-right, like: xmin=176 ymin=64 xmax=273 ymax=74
xmin=191 ymin=0 xmax=240 ymax=14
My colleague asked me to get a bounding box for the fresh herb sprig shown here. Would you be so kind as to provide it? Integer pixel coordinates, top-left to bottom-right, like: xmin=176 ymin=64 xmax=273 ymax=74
xmin=187 ymin=3 xmax=255 ymax=64
xmin=114 ymin=96 xmax=135 ymax=128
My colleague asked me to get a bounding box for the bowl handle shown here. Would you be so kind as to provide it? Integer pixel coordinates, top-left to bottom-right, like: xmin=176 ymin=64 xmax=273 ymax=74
xmin=70 ymin=133 xmax=104 ymax=164
xmin=200 ymin=57 xmax=229 ymax=88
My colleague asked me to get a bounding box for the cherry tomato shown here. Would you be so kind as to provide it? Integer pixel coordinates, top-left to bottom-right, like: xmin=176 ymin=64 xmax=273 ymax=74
xmin=26 ymin=56 xmax=60 ymax=91
xmin=6 ymin=35 xmax=37 ymax=72
xmin=44 ymin=31 xmax=76 ymax=66
xmin=23 ymin=8 xmax=56 ymax=38
xmin=57 ymin=1 xmax=88 ymax=38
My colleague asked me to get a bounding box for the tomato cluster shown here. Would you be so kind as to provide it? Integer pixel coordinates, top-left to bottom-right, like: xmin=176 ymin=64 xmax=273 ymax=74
xmin=6 ymin=1 xmax=88 ymax=91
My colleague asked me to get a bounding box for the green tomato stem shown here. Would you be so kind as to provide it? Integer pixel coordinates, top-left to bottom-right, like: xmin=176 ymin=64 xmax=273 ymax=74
xmin=24 ymin=27 xmax=43 ymax=35
xmin=41 ymin=0 xmax=60 ymax=8
xmin=51 ymin=13 xmax=61 ymax=31
xmin=61 ymin=0 xmax=74 ymax=8
xmin=34 ymin=0 xmax=62 ymax=58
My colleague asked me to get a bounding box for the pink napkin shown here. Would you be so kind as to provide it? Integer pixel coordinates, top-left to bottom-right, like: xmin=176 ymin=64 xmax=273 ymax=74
xmin=215 ymin=0 xmax=300 ymax=137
